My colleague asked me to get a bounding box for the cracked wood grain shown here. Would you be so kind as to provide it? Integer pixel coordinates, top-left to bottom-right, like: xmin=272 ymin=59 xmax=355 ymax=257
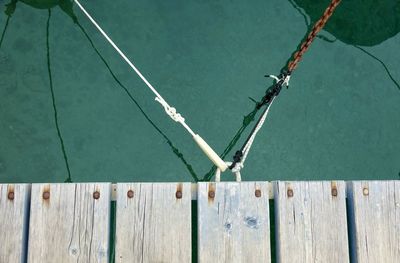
xmin=197 ymin=182 xmax=270 ymax=263
xmin=274 ymin=181 xmax=349 ymax=263
xmin=115 ymin=183 xmax=191 ymax=263
xmin=27 ymin=183 xmax=110 ymax=263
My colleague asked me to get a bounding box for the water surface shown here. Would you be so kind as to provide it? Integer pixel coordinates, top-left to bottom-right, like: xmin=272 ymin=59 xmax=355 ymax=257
xmin=0 ymin=0 xmax=399 ymax=183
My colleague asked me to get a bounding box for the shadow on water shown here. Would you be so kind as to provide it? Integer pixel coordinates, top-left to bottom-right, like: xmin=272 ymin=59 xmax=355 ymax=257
xmin=290 ymin=0 xmax=400 ymax=91
xmin=2 ymin=0 xmax=201 ymax=182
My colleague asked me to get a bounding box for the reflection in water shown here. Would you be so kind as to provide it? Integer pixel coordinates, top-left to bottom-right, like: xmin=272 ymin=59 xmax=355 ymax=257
xmin=46 ymin=9 xmax=72 ymax=182
xmin=75 ymin=23 xmax=200 ymax=181
xmin=1 ymin=0 xmax=287 ymax=182
xmin=353 ymin=46 xmax=400 ymax=91
xmin=2 ymin=0 xmax=201 ymax=181
xmin=0 ymin=16 xmax=10 ymax=49
xmin=293 ymin=0 xmax=400 ymax=46
xmin=202 ymin=105 xmax=259 ymax=181
xmin=204 ymin=0 xmax=400 ymax=181
xmin=5 ymin=1 xmax=396 ymax=181
xmin=0 ymin=0 xmax=16 ymax=49
xmin=288 ymin=0 xmax=309 ymax=26
xmin=290 ymin=0 xmax=400 ymax=91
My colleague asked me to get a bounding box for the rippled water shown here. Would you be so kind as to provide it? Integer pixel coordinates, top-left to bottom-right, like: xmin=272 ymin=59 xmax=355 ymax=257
xmin=0 ymin=0 xmax=399 ymax=183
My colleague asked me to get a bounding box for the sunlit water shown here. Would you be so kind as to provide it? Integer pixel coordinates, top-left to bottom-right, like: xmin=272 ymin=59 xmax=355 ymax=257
xmin=0 ymin=0 xmax=399 ymax=183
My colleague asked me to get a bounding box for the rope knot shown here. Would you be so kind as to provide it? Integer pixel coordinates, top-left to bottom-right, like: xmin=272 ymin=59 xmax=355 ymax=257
xmin=231 ymin=162 xmax=243 ymax=173
xmin=155 ymin=97 xmax=185 ymax=123
xmin=229 ymin=150 xmax=243 ymax=169
xmin=266 ymin=71 xmax=291 ymax=89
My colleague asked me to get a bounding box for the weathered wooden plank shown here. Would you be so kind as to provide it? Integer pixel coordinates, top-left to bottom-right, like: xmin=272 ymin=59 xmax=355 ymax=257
xmin=115 ymin=183 xmax=191 ymax=263
xmin=198 ymin=182 xmax=270 ymax=263
xmin=274 ymin=181 xmax=349 ymax=263
xmin=0 ymin=184 xmax=30 ymax=263
xmin=27 ymin=183 xmax=110 ymax=263
xmin=347 ymin=181 xmax=400 ymax=263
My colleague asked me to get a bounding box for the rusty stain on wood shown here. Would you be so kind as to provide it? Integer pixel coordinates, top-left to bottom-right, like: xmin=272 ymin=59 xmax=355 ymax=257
xmin=208 ymin=183 xmax=216 ymax=204
xmin=287 ymin=187 xmax=294 ymax=198
xmin=7 ymin=185 xmax=15 ymax=201
xmin=176 ymin=183 xmax=183 ymax=199
xmin=42 ymin=185 xmax=50 ymax=203
xmin=331 ymin=181 xmax=338 ymax=197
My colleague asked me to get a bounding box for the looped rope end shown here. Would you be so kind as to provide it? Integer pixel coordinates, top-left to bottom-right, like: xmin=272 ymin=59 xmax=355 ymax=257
xmin=214 ymin=161 xmax=242 ymax=182
xmin=266 ymin=72 xmax=291 ymax=88
xmin=282 ymin=74 xmax=291 ymax=89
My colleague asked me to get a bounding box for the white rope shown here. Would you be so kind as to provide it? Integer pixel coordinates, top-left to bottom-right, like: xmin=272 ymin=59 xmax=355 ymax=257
xmin=241 ymin=96 xmax=276 ymax=164
xmin=74 ymin=0 xmax=195 ymax=136
xmin=214 ymin=73 xmax=290 ymax=182
xmin=75 ymin=0 xmax=290 ymax=180
xmin=226 ymin=97 xmax=275 ymax=181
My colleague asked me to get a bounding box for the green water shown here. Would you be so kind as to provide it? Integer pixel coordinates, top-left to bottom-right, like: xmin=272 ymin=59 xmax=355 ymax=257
xmin=0 ymin=0 xmax=399 ymax=183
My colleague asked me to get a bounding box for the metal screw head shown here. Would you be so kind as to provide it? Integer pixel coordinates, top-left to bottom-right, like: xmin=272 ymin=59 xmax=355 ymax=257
xmin=363 ymin=187 xmax=369 ymax=196
xmin=93 ymin=191 xmax=100 ymax=200
xmin=127 ymin=190 xmax=134 ymax=199
xmin=287 ymin=188 xmax=294 ymax=198
xmin=42 ymin=191 xmax=50 ymax=200
xmin=208 ymin=191 xmax=215 ymax=199
xmin=255 ymin=189 xmax=262 ymax=198
xmin=8 ymin=191 xmax=14 ymax=200
xmin=175 ymin=190 xmax=182 ymax=199
xmin=331 ymin=187 xmax=338 ymax=197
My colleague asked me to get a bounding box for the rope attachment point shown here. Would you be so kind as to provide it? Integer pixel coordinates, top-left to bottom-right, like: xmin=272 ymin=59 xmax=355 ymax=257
xmin=214 ymin=72 xmax=288 ymax=182
xmin=257 ymin=71 xmax=291 ymax=109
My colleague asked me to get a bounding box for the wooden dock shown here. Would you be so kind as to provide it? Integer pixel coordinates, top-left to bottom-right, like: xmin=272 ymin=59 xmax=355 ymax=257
xmin=0 ymin=181 xmax=399 ymax=262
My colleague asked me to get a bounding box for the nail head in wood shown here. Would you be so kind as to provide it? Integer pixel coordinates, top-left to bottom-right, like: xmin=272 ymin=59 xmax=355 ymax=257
xmin=93 ymin=191 xmax=100 ymax=200
xmin=7 ymin=191 xmax=14 ymax=200
xmin=331 ymin=187 xmax=338 ymax=197
xmin=127 ymin=189 xmax=134 ymax=198
xmin=255 ymin=189 xmax=262 ymax=198
xmin=287 ymin=188 xmax=294 ymax=198
xmin=208 ymin=191 xmax=215 ymax=199
xmin=42 ymin=191 xmax=50 ymax=200
xmin=362 ymin=187 xmax=369 ymax=196
xmin=175 ymin=190 xmax=183 ymax=199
